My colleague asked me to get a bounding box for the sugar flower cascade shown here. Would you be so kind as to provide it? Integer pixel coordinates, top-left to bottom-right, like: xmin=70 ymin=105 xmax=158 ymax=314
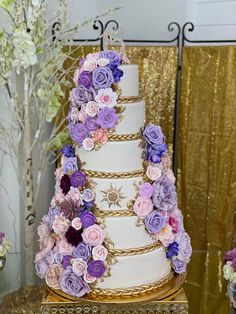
xmin=133 ymin=123 xmax=192 ymax=274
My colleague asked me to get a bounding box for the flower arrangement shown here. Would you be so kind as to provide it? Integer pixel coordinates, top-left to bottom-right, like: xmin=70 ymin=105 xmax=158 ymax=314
xmin=223 ymin=249 xmax=236 ymax=283
xmin=35 ymin=145 xmax=108 ymax=297
xmin=0 ymin=232 xmax=11 ymax=257
xmin=133 ymin=123 xmax=192 ymax=274
xmin=68 ymin=50 xmax=129 ymax=151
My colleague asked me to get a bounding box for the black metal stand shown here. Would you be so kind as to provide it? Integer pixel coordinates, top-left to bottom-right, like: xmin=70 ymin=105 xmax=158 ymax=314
xmin=52 ymin=19 xmax=236 ymax=179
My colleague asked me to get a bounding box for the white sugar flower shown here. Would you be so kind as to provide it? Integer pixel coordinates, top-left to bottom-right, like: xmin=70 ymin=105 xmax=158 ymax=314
xmin=223 ymin=262 xmax=236 ymax=283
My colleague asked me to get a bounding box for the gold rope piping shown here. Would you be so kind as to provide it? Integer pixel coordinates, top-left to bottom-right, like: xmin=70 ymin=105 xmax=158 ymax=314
xmin=88 ymin=271 xmax=174 ymax=298
xmin=94 ymin=208 xmax=135 ymax=218
xmin=117 ymin=95 xmax=143 ymax=104
xmin=109 ymin=241 xmax=163 ymax=257
xmin=83 ymin=169 xmax=145 ymax=179
xmin=108 ymin=133 xmax=141 ymax=141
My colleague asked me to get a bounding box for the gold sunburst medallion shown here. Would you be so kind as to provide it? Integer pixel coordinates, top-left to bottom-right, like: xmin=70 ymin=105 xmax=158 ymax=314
xmin=101 ymin=184 xmax=126 ymax=208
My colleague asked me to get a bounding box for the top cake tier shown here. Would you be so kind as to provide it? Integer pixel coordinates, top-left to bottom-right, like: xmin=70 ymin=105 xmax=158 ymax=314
xmin=118 ymin=64 xmax=139 ymax=97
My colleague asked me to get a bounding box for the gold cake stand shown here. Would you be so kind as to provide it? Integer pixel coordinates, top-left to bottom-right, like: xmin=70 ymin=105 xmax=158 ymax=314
xmin=41 ymin=273 xmax=188 ymax=314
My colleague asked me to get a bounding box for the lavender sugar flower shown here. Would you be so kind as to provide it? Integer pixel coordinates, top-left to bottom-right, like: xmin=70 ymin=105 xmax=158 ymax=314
xmin=152 ymin=176 xmax=177 ymax=212
xmin=144 ymin=210 xmax=166 ymax=234
xmin=68 ymin=123 xmax=89 ymax=146
xmin=92 ymin=66 xmax=114 ymax=89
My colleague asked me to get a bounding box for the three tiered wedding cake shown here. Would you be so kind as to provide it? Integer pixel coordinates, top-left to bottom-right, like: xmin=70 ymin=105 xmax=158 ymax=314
xmin=35 ymin=49 xmax=191 ymax=300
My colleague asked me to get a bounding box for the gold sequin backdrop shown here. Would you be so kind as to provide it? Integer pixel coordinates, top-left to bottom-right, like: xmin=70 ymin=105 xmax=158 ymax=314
xmin=60 ymin=45 xmax=236 ymax=313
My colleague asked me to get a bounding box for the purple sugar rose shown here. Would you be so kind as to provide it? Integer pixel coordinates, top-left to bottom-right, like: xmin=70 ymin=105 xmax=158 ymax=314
xmin=224 ymin=248 xmax=236 ymax=263
xmin=112 ymin=66 xmax=123 ymax=83
xmin=92 ymin=66 xmax=114 ymax=89
xmin=60 ymin=174 xmax=71 ymax=194
xmin=65 ymin=226 xmax=83 ymax=247
xmin=79 ymin=71 xmax=92 ymax=88
xmin=60 ymin=266 xmax=90 ymax=297
xmin=73 ymin=242 xmax=91 ymax=260
xmin=166 ymin=242 xmax=179 ymax=259
xmin=100 ymin=50 xmax=121 ymax=66
xmin=172 ymin=258 xmax=186 ymax=274
xmin=175 ymin=231 xmax=192 ymax=263
xmin=68 ymin=122 xmax=89 ymax=146
xmin=146 ymin=143 xmax=168 ymax=163
xmin=96 ymin=107 xmax=118 ymax=129
xmin=144 ymin=124 xmax=166 ymax=149
xmin=63 ymin=157 xmax=78 ymax=174
xmin=85 ymin=116 xmax=99 ymax=131
xmin=62 ymin=255 xmax=72 ymax=269
xmin=139 ymin=183 xmax=154 ymax=198
xmin=61 ymin=144 xmax=75 ymax=157
xmin=35 ymin=259 xmax=49 ymax=279
xmin=70 ymin=170 xmax=87 ymax=188
xmin=87 ymin=260 xmax=106 ymax=278
xmin=152 ymin=176 xmax=177 ymax=212
xmin=144 ymin=210 xmax=166 ymax=234
xmin=70 ymin=86 xmax=94 ymax=106
xmin=80 ymin=211 xmax=96 ymax=228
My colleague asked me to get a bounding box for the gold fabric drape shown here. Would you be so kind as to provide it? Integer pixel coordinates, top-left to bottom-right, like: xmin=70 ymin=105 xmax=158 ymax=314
xmin=179 ymin=46 xmax=236 ymax=314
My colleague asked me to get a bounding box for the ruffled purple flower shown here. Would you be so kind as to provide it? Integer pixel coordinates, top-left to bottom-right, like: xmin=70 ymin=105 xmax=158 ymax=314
xmin=61 ymin=145 xmax=75 ymax=157
xmin=35 ymin=259 xmax=49 ymax=279
xmin=144 ymin=210 xmax=166 ymax=234
xmin=166 ymin=242 xmax=179 ymax=259
xmin=80 ymin=210 xmax=96 ymax=228
xmin=60 ymin=198 xmax=80 ymax=220
xmin=139 ymin=183 xmax=154 ymax=198
xmin=85 ymin=116 xmax=99 ymax=131
xmin=100 ymin=50 xmax=121 ymax=66
xmin=172 ymin=258 xmax=186 ymax=274
xmin=175 ymin=231 xmax=192 ymax=263
xmin=68 ymin=123 xmax=89 ymax=146
xmin=87 ymin=260 xmax=106 ymax=278
xmin=92 ymin=66 xmax=114 ymax=89
xmin=146 ymin=143 xmax=168 ymax=163
xmin=70 ymin=170 xmax=87 ymax=188
xmin=79 ymin=71 xmax=92 ymax=89
xmin=96 ymin=107 xmax=118 ymax=129
xmin=65 ymin=226 xmax=83 ymax=247
xmin=60 ymin=266 xmax=90 ymax=297
xmin=63 ymin=157 xmax=78 ymax=174
xmin=70 ymin=86 xmax=94 ymax=106
xmin=62 ymin=255 xmax=72 ymax=269
xmin=112 ymin=66 xmax=123 ymax=83
xmin=224 ymin=248 xmax=236 ymax=263
xmin=73 ymin=242 xmax=91 ymax=260
xmin=60 ymin=174 xmax=71 ymax=195
xmin=144 ymin=124 xmax=166 ymax=149
xmin=152 ymin=176 xmax=177 ymax=212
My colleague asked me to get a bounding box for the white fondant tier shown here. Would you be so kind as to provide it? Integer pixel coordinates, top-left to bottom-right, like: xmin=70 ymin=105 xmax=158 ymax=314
xmin=97 ymin=248 xmax=171 ymax=289
xmin=116 ymin=100 xmax=145 ymax=134
xmin=118 ymin=64 xmax=139 ymax=97
xmin=77 ymin=140 xmax=143 ymax=173
xmin=104 ymin=216 xmax=156 ymax=249
xmin=91 ymin=177 xmax=142 ymax=211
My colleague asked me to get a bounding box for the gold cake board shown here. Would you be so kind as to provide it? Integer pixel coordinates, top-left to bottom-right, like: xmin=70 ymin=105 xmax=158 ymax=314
xmin=41 ymin=273 xmax=188 ymax=313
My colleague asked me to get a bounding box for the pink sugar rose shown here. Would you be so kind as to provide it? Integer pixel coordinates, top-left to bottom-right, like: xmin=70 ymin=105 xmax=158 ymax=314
xmin=45 ymin=264 xmax=64 ymax=290
xmin=84 ymin=271 xmax=96 ymax=283
xmin=92 ymin=245 xmax=108 ymax=261
xmin=134 ymin=196 xmax=153 ymax=219
xmin=85 ymin=101 xmax=99 ymax=117
xmin=155 ymin=224 xmax=175 ymax=247
xmin=58 ymin=238 xmax=73 ymax=256
xmin=72 ymin=258 xmax=87 ymax=276
xmin=83 ymin=58 xmax=97 ymax=72
xmin=40 ymin=237 xmax=55 ymax=253
xmin=94 ymin=88 xmax=117 ymax=108
xmin=52 ymin=214 xmax=70 ymax=238
xmin=86 ymin=52 xmax=100 ymax=60
xmin=82 ymin=224 xmax=106 ymax=246
xmin=97 ymin=58 xmax=110 ymax=66
xmin=51 ymin=188 xmax=64 ymax=207
xmin=91 ymin=128 xmax=108 ymax=144
xmin=146 ymin=165 xmax=162 ymax=181
xmin=72 ymin=218 xmax=82 ymax=231
xmin=165 ymin=169 xmax=176 ymax=184
xmin=37 ymin=220 xmax=50 ymax=241
xmin=82 ymin=138 xmax=94 ymax=151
